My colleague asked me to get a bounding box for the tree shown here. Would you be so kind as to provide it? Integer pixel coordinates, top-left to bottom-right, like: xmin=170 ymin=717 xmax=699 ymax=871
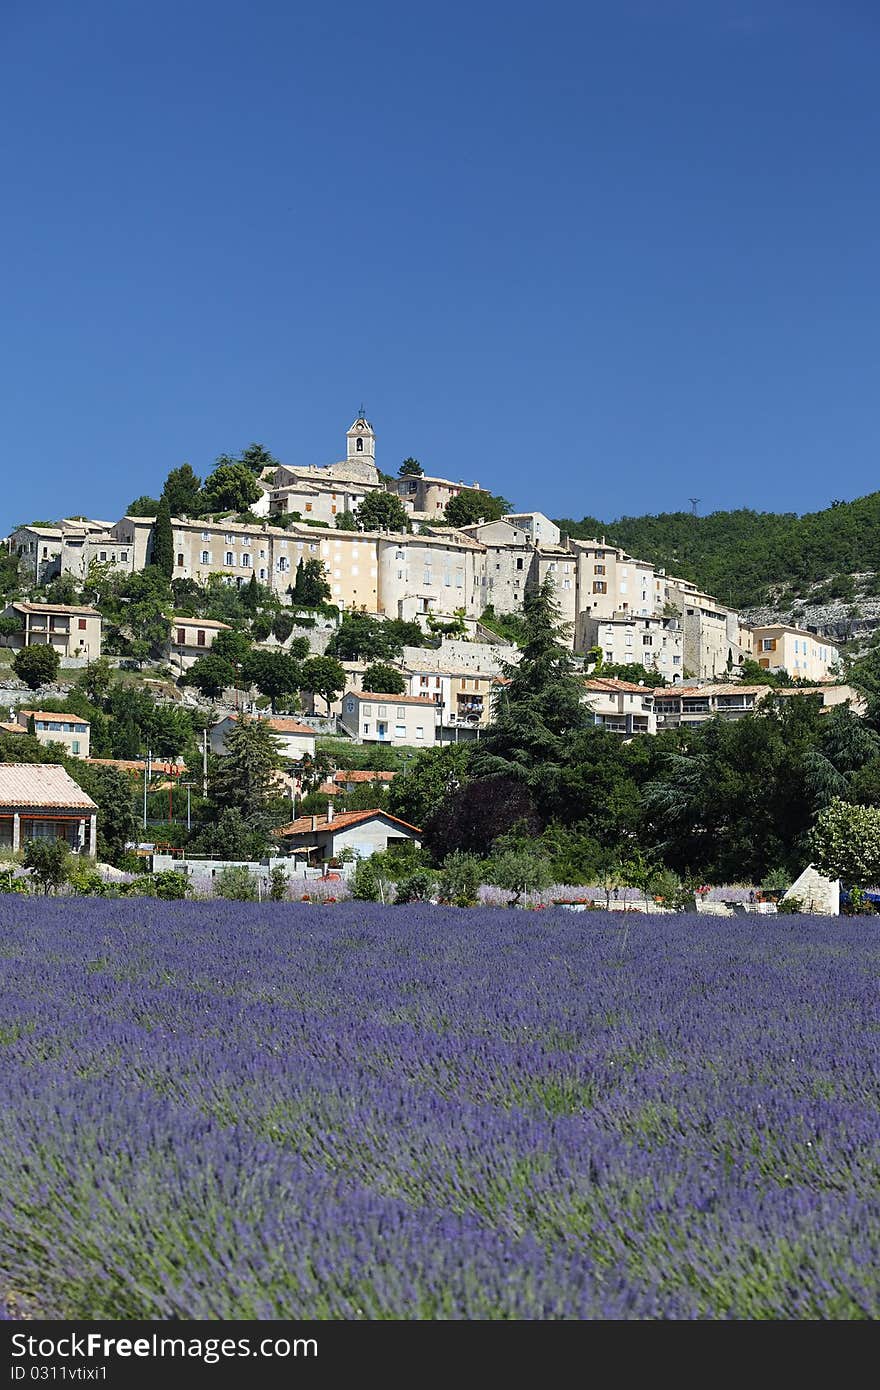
xmin=200 ymin=463 xmax=262 ymax=515
xmin=271 ymin=612 xmax=296 ymax=643
xmin=240 ymin=649 xmax=301 ymax=711
xmin=151 ymin=496 xmax=174 ymax=579
xmin=290 ymin=558 xmax=331 ymax=607
xmin=238 ymin=443 xmax=279 ymax=476
xmin=183 ymin=652 xmax=236 ymax=699
xmin=486 ymin=832 xmax=553 ymax=907
xmin=189 ymin=806 xmax=261 ymax=861
xmin=808 ymin=798 xmax=880 ymax=886
xmin=399 ymin=458 xmax=424 ymax=477
xmin=210 ymin=715 xmax=283 ymax=827
xmin=334 ymin=511 xmax=360 ymax=531
xmin=162 ymin=463 xmax=202 ymax=517
xmin=444 ymin=488 xmax=509 ymax=528
xmin=75 ymin=763 xmax=138 ymax=866
xmin=211 ymin=629 xmax=253 ymax=666
xmin=126 ymin=495 xmax=160 ymax=517
xmin=354 ymin=491 xmax=410 ymax=533
xmin=23 ymin=839 xmax=70 ymax=894
xmin=387 ymin=743 xmax=471 ymax=830
xmin=299 ymin=655 xmax=346 ymax=713
xmin=13 ymin=645 xmax=60 ymax=689
xmin=327 ymin=613 xmax=422 ymax=662
xmin=0 ymin=615 xmax=22 ymax=648
xmin=361 ymin=663 xmax=406 ymax=695
xmin=243 ymin=572 xmax=260 ymax=615
xmin=75 ymin=657 xmax=113 ymax=705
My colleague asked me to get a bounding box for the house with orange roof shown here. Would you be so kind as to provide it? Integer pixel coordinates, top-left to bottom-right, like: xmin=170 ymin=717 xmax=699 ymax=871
xmin=583 ymin=678 xmax=656 ymax=737
xmin=339 ymin=691 xmax=439 ymax=747
xmin=15 ymin=708 xmax=90 ymax=757
xmin=273 ymin=804 xmax=421 ymax=865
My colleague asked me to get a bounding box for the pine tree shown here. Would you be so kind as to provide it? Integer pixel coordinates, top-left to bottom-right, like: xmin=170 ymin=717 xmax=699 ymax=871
xmin=151 ymin=496 xmax=174 ymax=578
xmin=211 ymin=715 xmax=283 ymax=828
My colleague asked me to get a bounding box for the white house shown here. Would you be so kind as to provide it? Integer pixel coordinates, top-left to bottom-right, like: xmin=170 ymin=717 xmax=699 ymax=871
xmin=339 ymin=690 xmax=438 ymax=746
xmin=273 ymin=805 xmax=421 ymax=865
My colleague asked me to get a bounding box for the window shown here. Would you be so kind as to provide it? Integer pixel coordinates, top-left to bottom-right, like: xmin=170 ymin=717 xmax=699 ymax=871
xmin=516 ymin=558 xmax=524 ymax=571
xmin=177 ymin=553 xmax=184 ymax=567
xmin=75 ymin=724 xmax=87 ymax=733
xmin=226 ymin=552 xmax=234 ymax=566
xmin=378 ymin=705 xmax=387 ymax=717
xmin=99 ymin=552 xmax=107 ymax=562
xmin=242 ymin=554 xmax=251 ymax=567
xmin=395 ymin=724 xmax=406 ymax=737
xmin=78 ymin=618 xmax=87 ymax=630
xmin=420 ymin=676 xmax=429 ymax=686
xmin=356 ymin=437 xmax=364 ymax=452
xmin=363 ymin=723 xmax=371 ymax=734
xmin=396 ymin=706 xmax=406 ymax=719
xmin=415 ymin=726 xmax=424 ymax=740
xmin=225 ymin=533 xmax=234 ymax=544
xmin=72 ymin=741 xmax=80 ymax=756
xmin=176 ymin=627 xmax=186 ymax=644
xmin=201 ymin=551 xmax=210 ymax=564
xmin=305 ymin=503 xmax=312 ymax=512
xmin=197 ymin=630 xmax=206 ymax=647
xmin=201 ymin=530 xmax=210 ymax=541
xmin=594 ymin=564 xmax=605 ymax=575
xmin=593 ymin=582 xmax=606 ymax=594
xmin=643 ymin=635 xmax=653 ymax=647
xmin=563 ymin=579 xmax=571 ymax=589
xmin=362 ymin=704 xmax=372 ymax=716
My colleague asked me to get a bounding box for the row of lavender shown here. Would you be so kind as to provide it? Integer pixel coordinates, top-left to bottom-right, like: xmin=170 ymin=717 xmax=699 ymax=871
xmin=1 ymin=900 xmax=878 ymax=1318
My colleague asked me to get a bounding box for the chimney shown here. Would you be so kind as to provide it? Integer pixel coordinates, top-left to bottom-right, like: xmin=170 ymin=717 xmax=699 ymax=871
xmin=310 ymin=815 xmax=318 ymax=833
xmin=326 ymin=801 xmax=334 ymax=824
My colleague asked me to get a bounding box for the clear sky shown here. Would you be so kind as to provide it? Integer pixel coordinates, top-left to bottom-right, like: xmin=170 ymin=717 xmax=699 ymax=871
xmin=1 ymin=1 xmax=878 ymax=533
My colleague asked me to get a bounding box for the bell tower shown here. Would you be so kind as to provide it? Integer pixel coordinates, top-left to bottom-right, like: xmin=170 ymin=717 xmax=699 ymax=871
xmin=346 ymin=410 xmax=375 ymax=466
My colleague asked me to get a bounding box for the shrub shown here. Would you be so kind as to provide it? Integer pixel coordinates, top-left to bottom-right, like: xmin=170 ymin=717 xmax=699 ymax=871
xmin=394 ymin=870 xmax=436 ymax=904
xmin=67 ymin=861 xmax=108 ymax=897
xmin=153 ymin=870 xmax=189 ymax=900
xmin=268 ymin=866 xmax=287 ymax=901
xmin=437 ymin=851 xmax=483 ymax=907
xmin=23 ymin=840 xmax=70 ymax=894
xmin=215 ymin=866 xmax=259 ymax=901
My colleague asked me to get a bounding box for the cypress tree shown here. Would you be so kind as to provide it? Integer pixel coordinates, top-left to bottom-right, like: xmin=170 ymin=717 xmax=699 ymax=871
xmin=151 ymin=496 xmax=174 ymax=579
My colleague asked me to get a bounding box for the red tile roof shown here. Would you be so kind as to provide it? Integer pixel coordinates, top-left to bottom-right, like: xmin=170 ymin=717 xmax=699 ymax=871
xmin=273 ymin=808 xmax=421 ymax=837
xmin=0 ymin=764 xmax=97 ymax=810
xmin=333 ymin=769 xmax=397 ymax=784
xmin=584 ymin=678 xmax=650 ymax=694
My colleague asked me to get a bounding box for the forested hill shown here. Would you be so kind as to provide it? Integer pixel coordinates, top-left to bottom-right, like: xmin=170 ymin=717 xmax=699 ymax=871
xmin=554 ymin=492 xmax=880 ymax=611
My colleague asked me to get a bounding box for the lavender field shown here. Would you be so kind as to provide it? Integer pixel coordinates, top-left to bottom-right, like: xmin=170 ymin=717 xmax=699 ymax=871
xmin=1 ymin=900 xmax=878 ymax=1319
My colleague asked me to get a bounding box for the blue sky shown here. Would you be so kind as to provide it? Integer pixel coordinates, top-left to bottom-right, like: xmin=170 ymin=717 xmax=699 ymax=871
xmin=1 ymin=1 xmax=878 ymax=532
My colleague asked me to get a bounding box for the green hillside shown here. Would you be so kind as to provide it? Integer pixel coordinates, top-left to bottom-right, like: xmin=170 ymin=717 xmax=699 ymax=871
xmin=555 ymin=492 xmax=880 ymax=610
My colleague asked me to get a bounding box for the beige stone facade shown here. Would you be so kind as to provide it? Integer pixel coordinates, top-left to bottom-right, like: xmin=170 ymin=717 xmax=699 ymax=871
xmin=3 ymin=601 xmax=102 ymax=661
xmin=583 ymin=678 xmax=657 ymax=737
xmin=579 ymin=613 xmax=684 ymax=679
xmin=15 ymin=708 xmax=90 ymax=758
xmin=752 ymin=625 xmax=840 ymax=681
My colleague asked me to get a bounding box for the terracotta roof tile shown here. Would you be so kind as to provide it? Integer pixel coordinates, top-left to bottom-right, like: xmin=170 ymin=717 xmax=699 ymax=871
xmin=0 ymin=763 xmax=97 ymax=810
xmin=273 ymin=808 xmax=421 ymax=837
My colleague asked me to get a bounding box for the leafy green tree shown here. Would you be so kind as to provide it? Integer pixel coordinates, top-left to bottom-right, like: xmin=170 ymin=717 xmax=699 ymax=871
xmin=162 ymin=463 xmax=202 ymax=516
xmin=398 ymin=458 xmax=423 ymax=477
xmin=189 ymin=806 xmax=260 ymax=861
xmin=237 ymin=443 xmax=279 ymax=476
xmin=354 ymin=491 xmax=410 ymax=532
xmin=437 ymin=851 xmax=483 ymax=907
xmin=272 ymin=612 xmax=296 ymax=643
xmin=76 ymin=763 xmax=138 ymax=866
xmin=24 ymin=839 xmax=70 ymax=894
xmin=486 ymin=833 xmax=553 ymax=906
xmin=300 ymin=655 xmax=346 ymax=713
xmin=250 ymin=613 xmax=273 ymax=641
xmin=183 ymin=652 xmax=236 ymax=699
xmin=0 ymin=544 xmax=21 ymax=600
xmin=291 ymin=558 xmax=332 ymax=607
xmin=152 ymin=870 xmax=188 ymax=899
xmin=444 ymin=488 xmax=510 ymax=528
xmin=327 ymin=613 xmax=422 ymax=662
xmin=269 ymin=866 xmax=287 ymax=900
xmin=75 ymin=657 xmax=113 ymax=705
xmin=210 ymin=715 xmax=284 ymax=828
xmin=361 ymin=662 xmax=406 ymax=695
xmin=334 ymin=511 xmax=360 ymax=531
xmin=13 ymin=645 xmax=60 ymax=689
xmin=0 ymin=614 xmax=21 ymax=648
xmin=241 ymin=649 xmax=301 ymax=711
xmin=151 ymin=496 xmax=175 ymax=579
xmin=387 ymin=744 xmax=471 ymax=829
xmin=126 ymin=495 xmax=160 ymax=517
xmin=808 ymin=798 xmax=880 ymax=886
xmin=201 ymin=463 xmax=262 ymax=514
xmin=211 ymin=628 xmax=253 ymax=666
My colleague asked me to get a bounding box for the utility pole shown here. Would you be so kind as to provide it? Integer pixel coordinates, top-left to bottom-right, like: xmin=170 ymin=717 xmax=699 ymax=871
xmin=202 ymin=728 xmax=208 ymax=798
xmin=142 ymin=750 xmax=152 ymax=831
